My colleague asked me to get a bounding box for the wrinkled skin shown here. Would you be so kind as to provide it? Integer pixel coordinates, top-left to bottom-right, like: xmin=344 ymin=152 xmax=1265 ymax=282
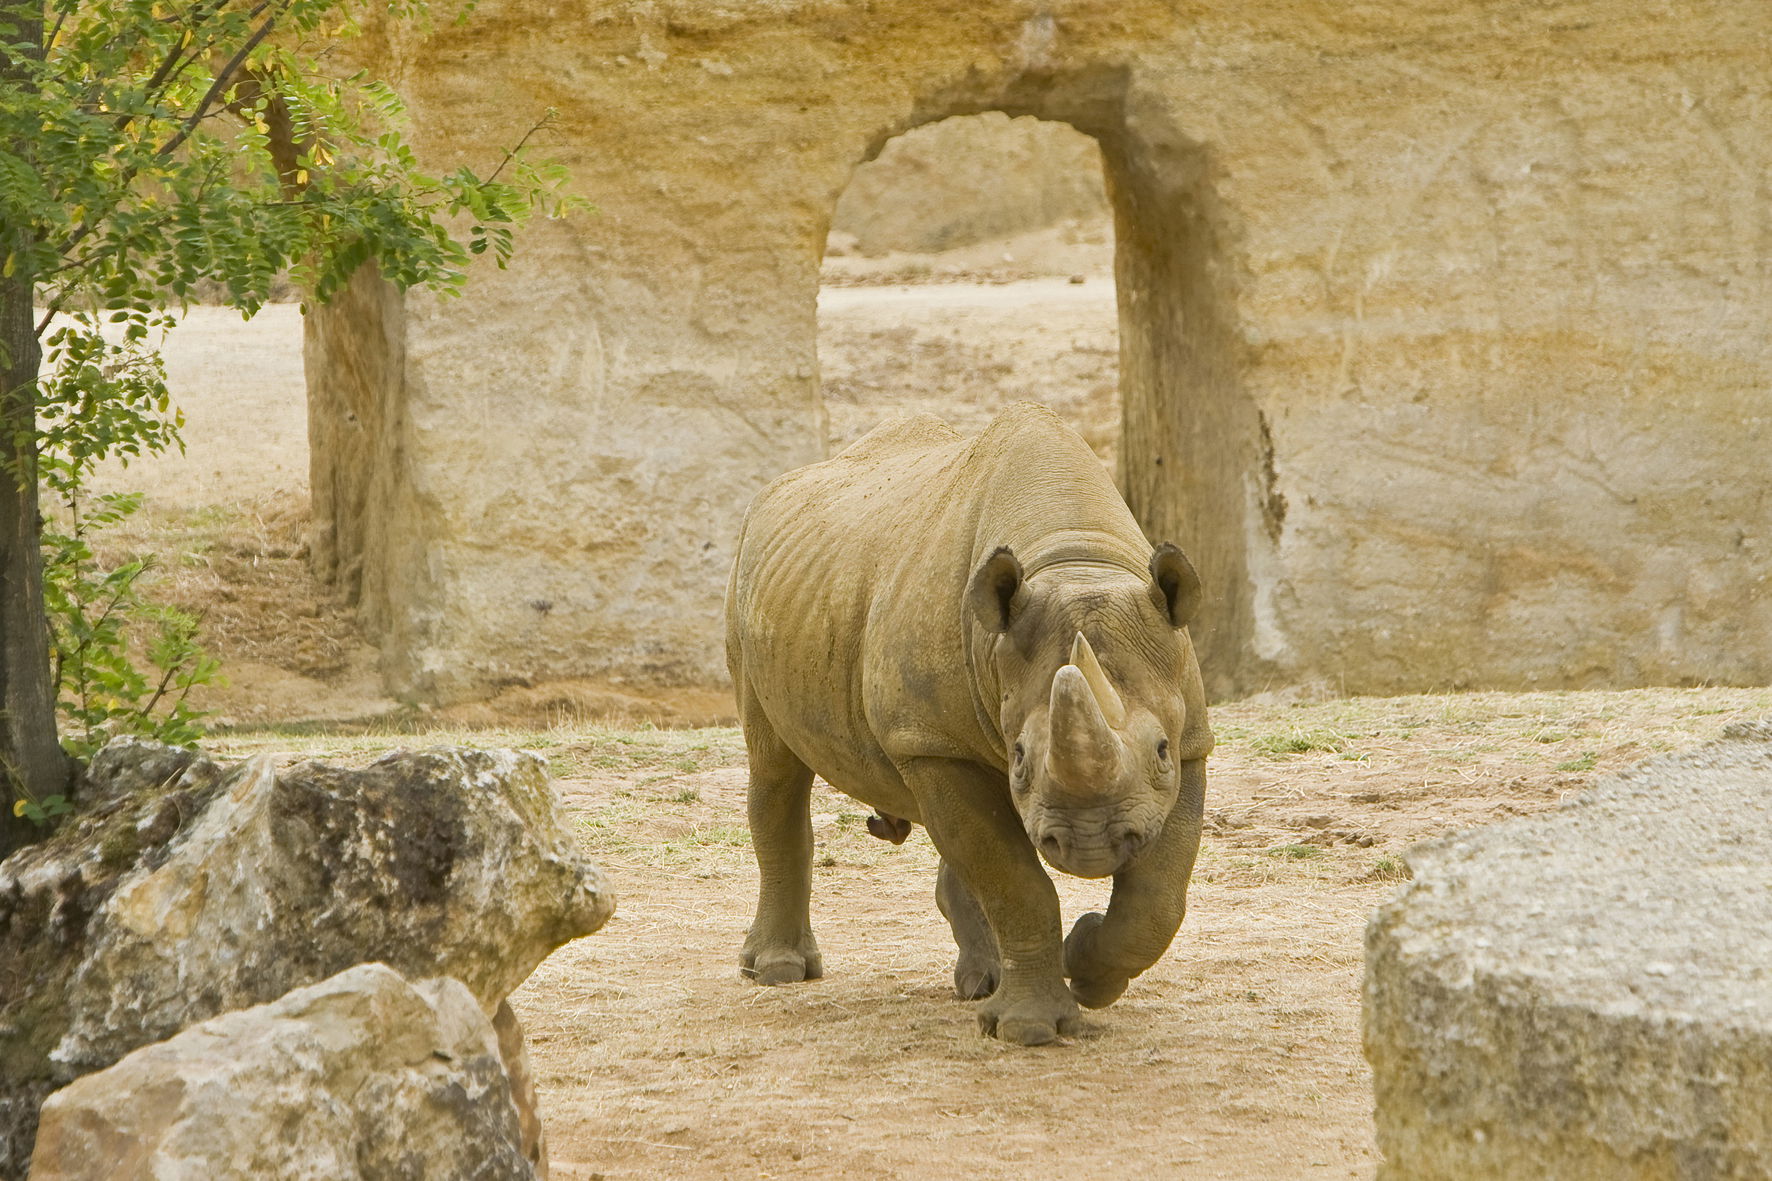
xmin=726 ymin=404 xmax=1212 ymax=1045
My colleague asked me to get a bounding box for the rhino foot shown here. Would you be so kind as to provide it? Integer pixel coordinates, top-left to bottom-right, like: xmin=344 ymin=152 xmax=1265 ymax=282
xmin=975 ymin=979 xmax=1080 ymax=1045
xmin=954 ymin=957 xmax=999 ymax=1001
xmin=1063 ymin=911 xmax=1130 ymax=1009
xmin=1069 ymin=973 xmax=1129 ymax=1010
xmin=740 ymin=937 xmax=824 ymax=986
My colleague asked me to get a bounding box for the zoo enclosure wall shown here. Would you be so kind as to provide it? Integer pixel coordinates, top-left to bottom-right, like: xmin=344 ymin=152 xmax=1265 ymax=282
xmin=303 ymin=0 xmax=1772 ymax=703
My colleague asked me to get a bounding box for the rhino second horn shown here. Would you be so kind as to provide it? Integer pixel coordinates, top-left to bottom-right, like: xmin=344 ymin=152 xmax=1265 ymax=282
xmin=1047 ymin=665 xmax=1124 ymax=792
xmin=1069 ymin=632 xmax=1128 ymax=729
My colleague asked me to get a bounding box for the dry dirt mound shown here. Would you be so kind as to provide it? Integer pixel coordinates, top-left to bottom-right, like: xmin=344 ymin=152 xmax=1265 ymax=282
xmin=830 ymin=112 xmax=1108 ymax=257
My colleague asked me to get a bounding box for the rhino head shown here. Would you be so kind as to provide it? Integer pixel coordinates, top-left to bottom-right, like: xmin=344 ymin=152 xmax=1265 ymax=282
xmin=968 ymin=543 xmax=1202 ymax=879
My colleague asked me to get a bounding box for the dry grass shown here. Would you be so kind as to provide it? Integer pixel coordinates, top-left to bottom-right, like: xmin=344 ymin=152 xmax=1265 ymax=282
xmin=90 ymin=492 xmax=359 ymax=680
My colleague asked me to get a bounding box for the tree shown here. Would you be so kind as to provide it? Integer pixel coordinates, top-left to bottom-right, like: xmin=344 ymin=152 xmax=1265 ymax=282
xmin=0 ymin=0 xmax=575 ymax=854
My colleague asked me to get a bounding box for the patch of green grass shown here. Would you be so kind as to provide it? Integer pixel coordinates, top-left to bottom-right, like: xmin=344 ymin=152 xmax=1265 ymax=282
xmin=1555 ymin=751 xmax=1597 ymax=772
xmin=546 ymin=727 xmax=744 ymax=778
xmin=672 ymin=787 xmax=701 ymax=804
xmin=1365 ymin=856 xmax=1410 ymax=882
xmin=1249 ymin=727 xmax=1349 ymax=757
xmin=646 ymin=823 xmax=754 ymax=862
xmin=1264 ymin=843 xmax=1323 ymax=860
xmin=574 ymin=802 xmax=653 ymax=854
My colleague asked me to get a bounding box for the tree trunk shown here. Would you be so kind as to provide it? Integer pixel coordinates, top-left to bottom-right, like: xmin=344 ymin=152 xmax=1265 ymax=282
xmin=1 ymin=7 xmax=69 ymax=859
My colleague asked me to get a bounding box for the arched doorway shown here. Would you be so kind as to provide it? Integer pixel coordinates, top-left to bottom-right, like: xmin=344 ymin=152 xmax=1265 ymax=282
xmin=820 ymin=101 xmax=1270 ymax=700
xmin=817 ymin=112 xmax=1120 ymax=471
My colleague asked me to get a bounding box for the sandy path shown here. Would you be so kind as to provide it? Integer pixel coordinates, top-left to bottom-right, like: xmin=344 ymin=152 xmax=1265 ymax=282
xmin=817 ymin=276 xmax=1110 ymax=311
xmin=520 ymin=767 xmax=1383 ymax=1180
xmin=88 ymin=304 xmax=310 ymax=506
xmin=488 ymin=688 xmax=1771 ymax=1180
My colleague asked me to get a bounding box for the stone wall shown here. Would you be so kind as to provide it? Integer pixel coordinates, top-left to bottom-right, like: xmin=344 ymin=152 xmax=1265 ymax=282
xmin=306 ymin=0 xmax=1772 ymax=703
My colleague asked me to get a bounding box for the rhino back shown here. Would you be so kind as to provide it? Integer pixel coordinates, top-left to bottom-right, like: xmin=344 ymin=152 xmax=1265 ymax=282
xmin=728 ymin=404 xmax=1150 ymax=808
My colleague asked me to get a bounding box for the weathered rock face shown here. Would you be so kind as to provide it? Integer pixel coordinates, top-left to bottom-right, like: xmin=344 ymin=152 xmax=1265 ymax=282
xmin=1364 ymin=723 xmax=1772 ymax=1179
xmin=29 ymin=964 xmax=536 ymax=1181
xmin=493 ymin=1000 xmax=549 ymax=1179
xmin=0 ymin=741 xmax=611 ymax=1176
xmin=307 ymin=0 xmax=1772 ymax=703
xmin=0 ymin=741 xmax=231 ymax=1177
xmin=831 ymin=112 xmax=1107 ymax=256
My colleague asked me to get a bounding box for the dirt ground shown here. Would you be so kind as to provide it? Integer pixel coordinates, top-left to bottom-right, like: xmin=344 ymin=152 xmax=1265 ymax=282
xmin=211 ymin=685 xmax=1771 ymax=1180
xmin=83 ymin=238 xmax=1772 ymax=1178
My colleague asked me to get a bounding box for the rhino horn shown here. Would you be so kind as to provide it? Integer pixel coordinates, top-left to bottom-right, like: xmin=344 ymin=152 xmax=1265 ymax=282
xmin=1068 ymin=632 xmax=1127 ymax=729
xmin=1046 ymin=663 xmax=1124 ymax=793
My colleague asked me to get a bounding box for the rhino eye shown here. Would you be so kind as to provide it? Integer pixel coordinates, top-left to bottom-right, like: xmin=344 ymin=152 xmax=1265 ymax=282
xmin=1157 ymin=738 xmax=1170 ymax=761
xmin=1012 ymin=742 xmax=1026 ymax=768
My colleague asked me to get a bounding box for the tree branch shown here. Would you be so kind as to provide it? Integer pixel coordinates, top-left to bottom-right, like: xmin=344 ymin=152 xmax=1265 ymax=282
xmin=138 ymin=0 xmax=236 ymax=117
xmin=484 ymin=110 xmax=556 ymax=185
xmin=53 ymin=0 xmax=288 ymax=263
xmin=46 ymin=6 xmax=70 ymax=52
xmin=154 ymin=0 xmax=289 ymax=159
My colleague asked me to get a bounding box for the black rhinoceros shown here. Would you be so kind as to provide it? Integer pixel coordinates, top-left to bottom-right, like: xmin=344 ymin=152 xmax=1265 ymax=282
xmin=725 ymin=402 xmax=1212 ymax=1045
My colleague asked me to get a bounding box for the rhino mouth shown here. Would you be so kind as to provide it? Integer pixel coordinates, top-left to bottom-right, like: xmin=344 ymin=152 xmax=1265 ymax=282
xmin=1029 ymin=817 xmax=1158 ymax=879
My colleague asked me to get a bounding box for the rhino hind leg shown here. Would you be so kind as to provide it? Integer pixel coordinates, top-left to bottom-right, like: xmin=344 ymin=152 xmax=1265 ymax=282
xmin=936 ymin=858 xmax=1001 ymax=999
xmin=738 ymin=702 xmax=823 ymax=986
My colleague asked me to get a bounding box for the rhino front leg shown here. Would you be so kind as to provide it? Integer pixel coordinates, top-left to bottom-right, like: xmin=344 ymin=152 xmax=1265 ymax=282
xmin=739 ymin=706 xmax=823 ymax=985
xmin=901 ymin=757 xmax=1077 ymax=1045
xmin=936 ymin=858 xmax=1000 ymax=1000
xmin=1064 ymin=758 xmax=1205 ymax=1008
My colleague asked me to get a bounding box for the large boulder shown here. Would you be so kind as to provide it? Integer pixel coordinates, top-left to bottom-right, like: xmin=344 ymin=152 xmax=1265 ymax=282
xmin=0 ymin=740 xmax=611 ymax=1176
xmin=28 ymin=963 xmax=536 ymax=1180
xmin=1364 ymin=722 xmax=1772 ymax=1179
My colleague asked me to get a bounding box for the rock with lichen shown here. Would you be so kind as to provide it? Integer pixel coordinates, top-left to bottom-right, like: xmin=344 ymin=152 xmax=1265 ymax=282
xmin=0 ymin=740 xmax=611 ymax=1176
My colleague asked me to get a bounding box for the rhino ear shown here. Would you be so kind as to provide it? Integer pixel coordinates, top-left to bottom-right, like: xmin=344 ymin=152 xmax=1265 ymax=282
xmin=1149 ymin=543 xmax=1201 ymax=628
xmin=968 ymin=546 xmax=1027 ymax=633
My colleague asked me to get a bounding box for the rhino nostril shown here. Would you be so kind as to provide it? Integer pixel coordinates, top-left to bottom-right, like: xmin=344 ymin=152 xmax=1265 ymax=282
xmin=1038 ymin=833 xmax=1065 ymax=861
xmin=1114 ymin=828 xmax=1149 ymax=861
